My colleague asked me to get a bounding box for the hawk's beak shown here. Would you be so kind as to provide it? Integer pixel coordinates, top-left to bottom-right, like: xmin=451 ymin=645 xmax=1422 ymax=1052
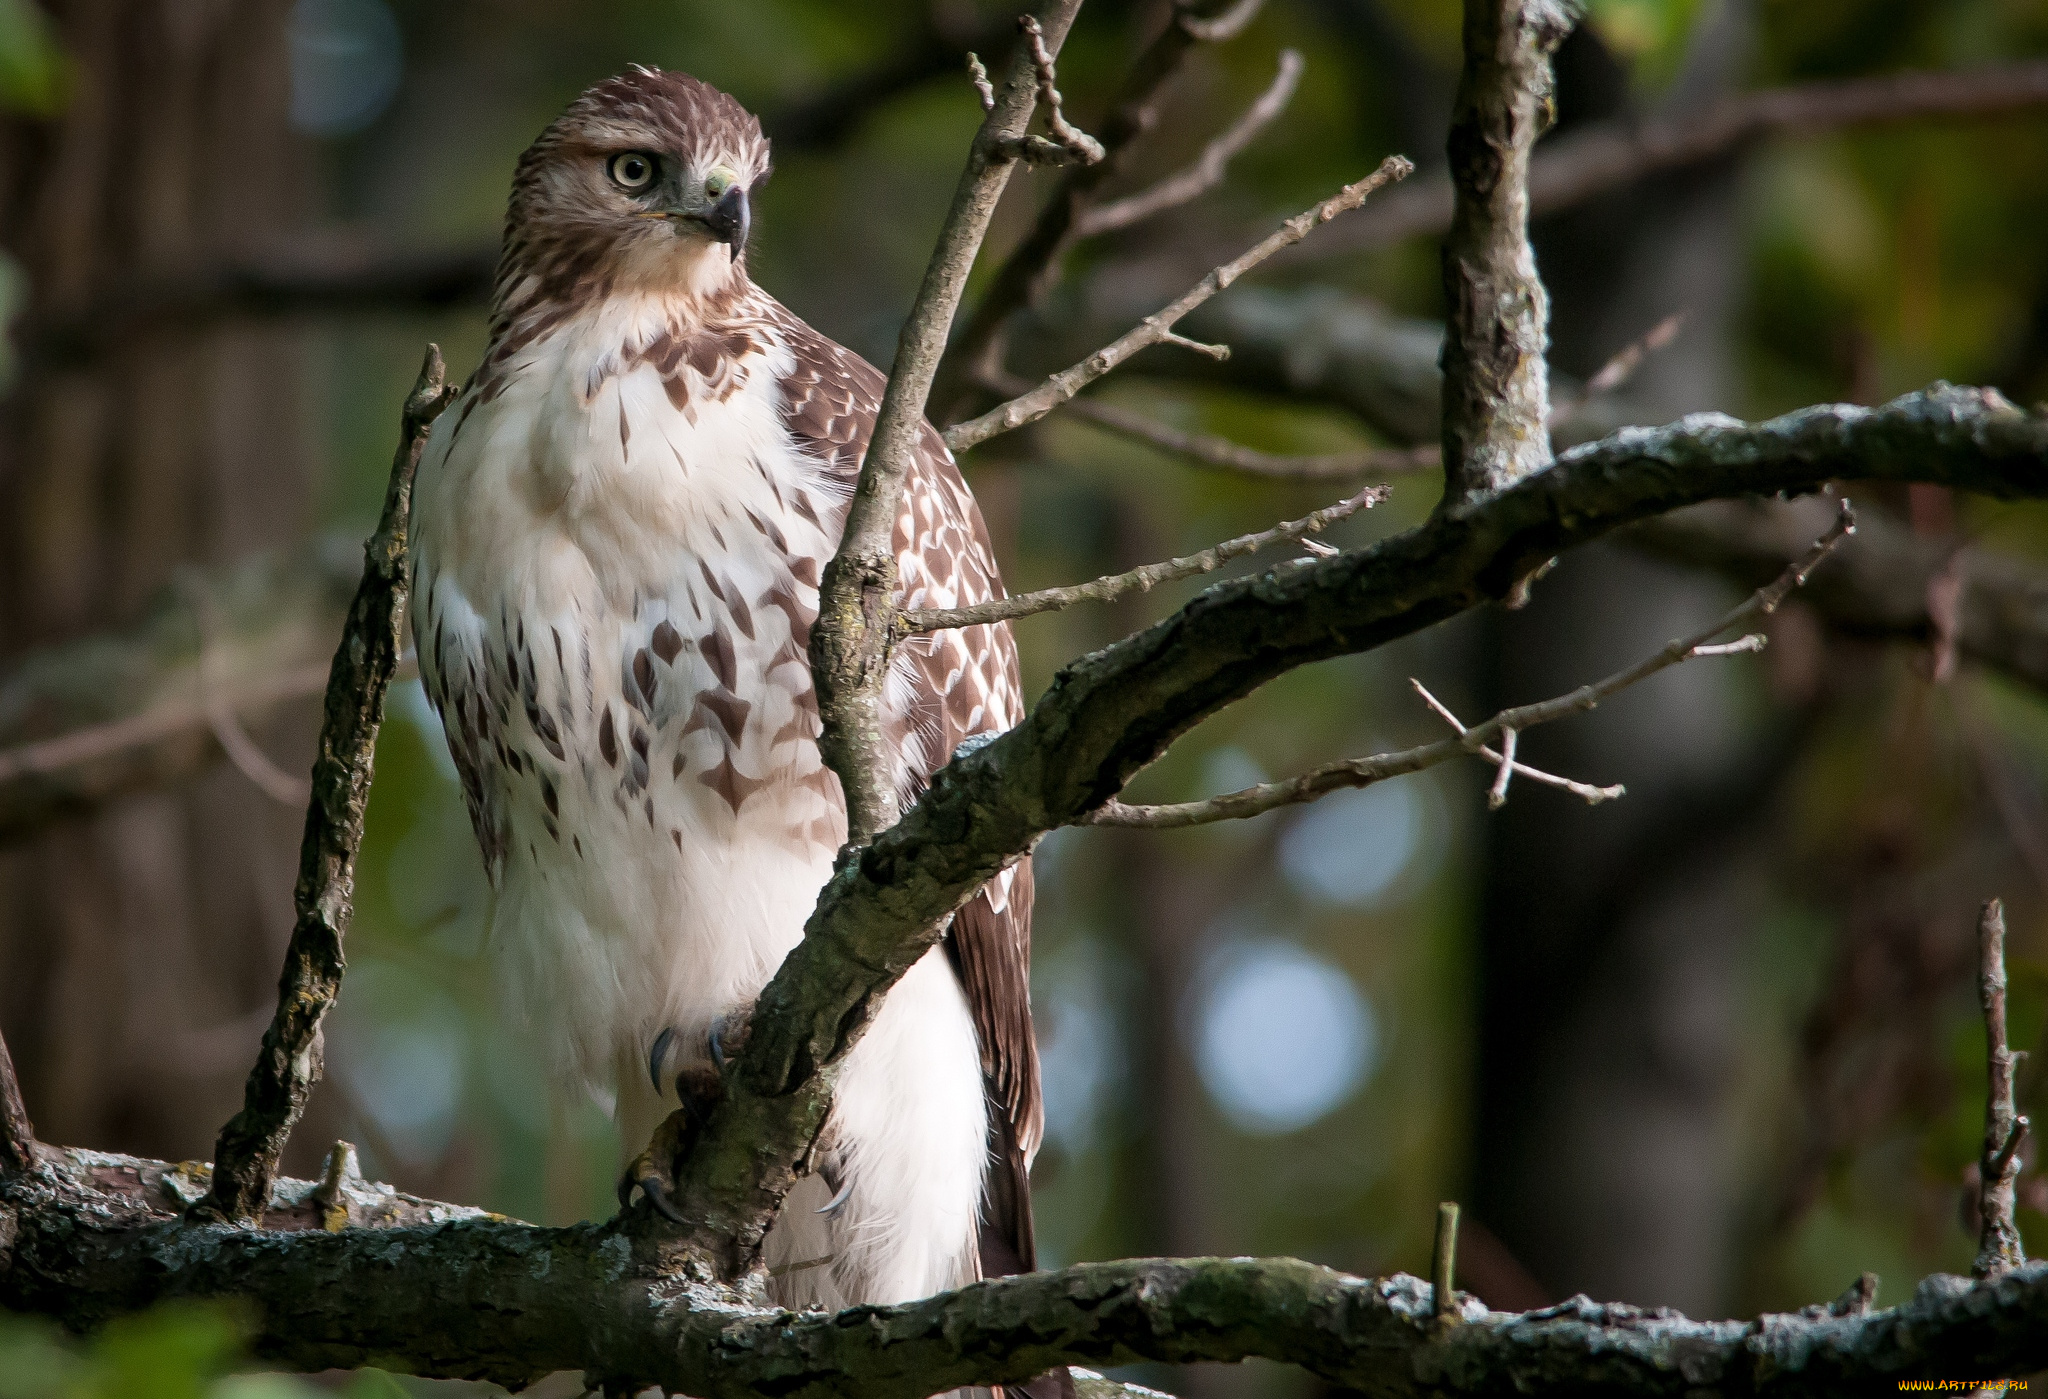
xmin=704 ymin=185 xmax=749 ymax=263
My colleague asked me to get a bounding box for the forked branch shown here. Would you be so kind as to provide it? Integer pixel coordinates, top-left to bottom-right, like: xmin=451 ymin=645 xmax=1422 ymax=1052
xmin=1088 ymin=504 xmax=1852 ymax=828
xmin=945 ymin=154 xmax=1414 ymax=454
xmin=811 ymin=0 xmax=1086 ymax=850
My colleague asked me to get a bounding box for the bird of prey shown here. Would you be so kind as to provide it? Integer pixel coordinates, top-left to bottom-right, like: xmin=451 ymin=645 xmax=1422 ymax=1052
xmin=409 ymin=68 xmax=1046 ymax=1314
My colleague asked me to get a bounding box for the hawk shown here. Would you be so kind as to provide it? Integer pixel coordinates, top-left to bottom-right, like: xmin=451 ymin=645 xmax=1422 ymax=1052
xmin=409 ymin=68 xmax=1047 ymax=1315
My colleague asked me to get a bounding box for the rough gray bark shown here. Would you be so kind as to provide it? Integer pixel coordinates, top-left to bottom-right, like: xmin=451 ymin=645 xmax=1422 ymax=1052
xmin=4 ymin=1137 xmax=2045 ymax=1396
xmin=1437 ymin=0 xmax=1581 ymax=501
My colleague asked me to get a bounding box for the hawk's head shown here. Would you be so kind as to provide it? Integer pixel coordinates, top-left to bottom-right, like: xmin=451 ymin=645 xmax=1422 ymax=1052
xmin=499 ymin=67 xmax=771 ymax=311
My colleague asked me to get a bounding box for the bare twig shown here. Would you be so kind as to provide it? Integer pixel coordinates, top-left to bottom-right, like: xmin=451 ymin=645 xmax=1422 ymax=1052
xmin=1977 ymin=897 xmax=2029 ymax=1280
xmin=1486 ymin=727 xmax=1518 ymax=810
xmin=1075 ymin=49 xmax=1303 ymax=237
xmin=935 ymin=0 xmax=1275 ymax=410
xmin=1547 ymin=311 xmax=1686 ymax=426
xmin=196 ymin=347 xmax=456 ymax=1225
xmin=945 ymin=155 xmax=1413 ymax=454
xmin=0 ymin=1026 xmax=34 ymax=1174
xmin=995 ymin=16 xmax=1104 ymax=166
xmin=1433 ymin=1202 xmax=1461 ymax=1323
xmin=812 ymin=0 xmax=1087 ymax=850
xmin=900 ymin=487 xmax=1388 ymax=633
xmin=1087 ymin=503 xmax=1853 ymax=829
xmin=1411 ymin=680 xmax=1623 ymax=805
xmin=1439 ymin=0 xmax=1580 ymax=503
xmin=967 ymin=54 xmax=996 ymax=112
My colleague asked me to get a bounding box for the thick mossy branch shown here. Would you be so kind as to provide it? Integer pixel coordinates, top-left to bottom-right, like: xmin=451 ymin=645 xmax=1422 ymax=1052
xmin=4 ymin=1144 xmax=2046 ymax=1396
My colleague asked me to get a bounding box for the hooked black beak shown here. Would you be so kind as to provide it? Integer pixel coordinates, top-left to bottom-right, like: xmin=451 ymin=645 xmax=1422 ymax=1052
xmin=704 ymin=185 xmax=749 ymax=262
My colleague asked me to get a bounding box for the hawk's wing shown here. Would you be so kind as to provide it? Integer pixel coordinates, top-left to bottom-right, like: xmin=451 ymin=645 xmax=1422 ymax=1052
xmin=774 ymin=307 xmax=1044 ymax=1276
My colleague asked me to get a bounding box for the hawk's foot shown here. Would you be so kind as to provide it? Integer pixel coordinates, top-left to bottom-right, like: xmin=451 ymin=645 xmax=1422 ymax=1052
xmin=618 ymin=1105 xmax=694 ymax=1224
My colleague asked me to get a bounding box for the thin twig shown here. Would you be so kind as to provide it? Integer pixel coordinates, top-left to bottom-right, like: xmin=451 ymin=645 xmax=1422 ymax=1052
xmin=812 ymin=0 xmax=1086 ymax=849
xmin=936 ymin=0 xmax=1276 ymax=411
xmin=1486 ymin=728 xmax=1518 ymax=810
xmin=900 ymin=487 xmax=1389 ymax=634
xmin=1433 ymin=1202 xmax=1461 ymax=1323
xmin=1976 ymin=897 xmax=2029 ymax=1280
xmin=1086 ymin=502 xmax=1854 ymax=829
xmin=1410 ymin=680 xmax=1623 ymax=805
xmin=196 ymin=347 xmax=456 ymax=1225
xmin=996 ymin=16 xmax=1104 ymax=166
xmin=1075 ymin=49 xmax=1303 ymax=237
xmin=1547 ymin=311 xmax=1686 ymax=426
xmin=0 ymin=1025 xmax=35 ymax=1174
xmin=945 ymin=154 xmax=1414 ymax=454
xmin=967 ymin=54 xmax=995 ymax=112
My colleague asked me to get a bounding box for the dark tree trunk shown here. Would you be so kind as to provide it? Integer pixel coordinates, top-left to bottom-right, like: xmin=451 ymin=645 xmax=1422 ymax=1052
xmin=0 ymin=0 xmax=333 ymax=1176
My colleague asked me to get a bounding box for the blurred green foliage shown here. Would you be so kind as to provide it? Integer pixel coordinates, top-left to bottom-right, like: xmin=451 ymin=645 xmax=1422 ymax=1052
xmin=0 ymin=1302 xmax=412 ymax=1399
xmin=0 ymin=0 xmax=65 ymax=117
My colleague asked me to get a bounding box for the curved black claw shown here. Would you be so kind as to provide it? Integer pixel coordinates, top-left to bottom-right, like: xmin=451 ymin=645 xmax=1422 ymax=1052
xmin=708 ymin=1020 xmax=729 ymax=1074
xmin=648 ymin=1026 xmax=679 ymax=1092
xmin=816 ymin=1174 xmax=854 ymax=1215
xmin=637 ymin=1173 xmax=688 ymax=1224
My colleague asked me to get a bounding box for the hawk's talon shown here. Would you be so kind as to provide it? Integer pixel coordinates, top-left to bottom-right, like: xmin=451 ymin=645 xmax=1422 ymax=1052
xmin=619 ymin=1104 xmax=695 ymax=1225
xmin=648 ymin=1026 xmax=679 ymax=1092
xmin=816 ymin=1175 xmax=854 ymax=1215
xmin=638 ymin=1172 xmax=688 ymax=1224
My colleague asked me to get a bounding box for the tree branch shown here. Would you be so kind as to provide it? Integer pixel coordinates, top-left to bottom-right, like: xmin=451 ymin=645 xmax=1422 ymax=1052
xmin=1438 ymin=0 xmax=1581 ymax=503
xmin=1977 ymin=898 xmax=2029 ymax=1280
xmin=898 ymin=486 xmax=1387 ymax=633
xmin=1088 ymin=505 xmax=1846 ymax=828
xmin=1629 ymin=497 xmax=2048 ymax=700
xmin=935 ymin=0 xmax=1275 ymax=413
xmin=1073 ymin=48 xmax=1303 ymax=237
xmin=5 ymin=1137 xmax=2048 ymax=1395
xmin=811 ymin=0 xmax=1087 ymax=857
xmin=944 ymin=156 xmax=1413 ymax=455
xmin=0 ymin=1025 xmax=33 ymax=1176
xmin=6 ymin=389 xmax=2048 ymax=1392
xmin=704 ymin=385 xmax=2048 ymax=1287
xmin=195 ymin=347 xmax=456 ymax=1224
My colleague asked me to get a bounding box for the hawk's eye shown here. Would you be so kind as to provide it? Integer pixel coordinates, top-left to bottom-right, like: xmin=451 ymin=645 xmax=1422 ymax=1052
xmin=608 ymin=152 xmax=656 ymax=191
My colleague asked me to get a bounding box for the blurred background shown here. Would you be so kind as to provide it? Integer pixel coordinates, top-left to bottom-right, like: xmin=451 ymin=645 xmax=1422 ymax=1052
xmin=4 ymin=0 xmax=2048 ymax=1392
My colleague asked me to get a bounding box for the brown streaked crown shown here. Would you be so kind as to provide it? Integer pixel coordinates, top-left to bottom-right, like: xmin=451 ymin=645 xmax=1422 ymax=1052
xmin=489 ymin=67 xmax=772 ymax=332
